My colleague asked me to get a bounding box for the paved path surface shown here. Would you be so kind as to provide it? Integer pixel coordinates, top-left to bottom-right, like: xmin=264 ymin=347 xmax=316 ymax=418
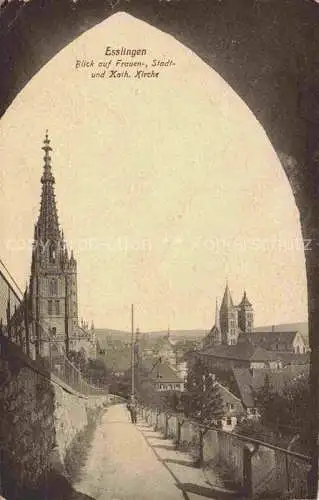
xmin=72 ymin=404 xmax=240 ymax=500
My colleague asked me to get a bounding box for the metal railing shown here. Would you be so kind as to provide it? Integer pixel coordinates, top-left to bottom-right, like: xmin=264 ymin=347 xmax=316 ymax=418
xmin=139 ymin=405 xmax=311 ymax=499
xmin=0 ymin=261 xmax=105 ymax=396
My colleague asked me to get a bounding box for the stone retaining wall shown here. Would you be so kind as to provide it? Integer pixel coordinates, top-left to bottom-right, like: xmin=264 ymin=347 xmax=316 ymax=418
xmin=0 ymin=336 xmax=107 ymax=499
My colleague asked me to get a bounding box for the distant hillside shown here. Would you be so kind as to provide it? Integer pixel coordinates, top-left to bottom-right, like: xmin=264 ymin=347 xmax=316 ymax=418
xmin=95 ymin=328 xmax=208 ymax=344
xmin=145 ymin=330 xmax=208 ymax=340
xmin=96 ymin=323 xmax=309 ymax=344
xmin=95 ymin=328 xmax=131 ymax=339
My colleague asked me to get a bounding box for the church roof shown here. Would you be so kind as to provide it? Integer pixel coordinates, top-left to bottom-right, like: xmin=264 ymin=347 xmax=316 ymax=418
xmin=239 ymin=291 xmax=252 ymax=308
xmin=254 ymin=323 xmax=309 ymax=347
xmin=200 ymin=339 xmax=281 ymax=362
xmin=209 ymin=324 xmax=220 ymax=336
xmin=249 ymin=330 xmax=301 ymax=350
xmin=220 ymin=283 xmax=234 ymax=309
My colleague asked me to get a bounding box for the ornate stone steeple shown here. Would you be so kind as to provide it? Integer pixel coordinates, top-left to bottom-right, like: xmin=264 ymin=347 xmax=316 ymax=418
xmin=29 ymin=133 xmax=78 ymax=357
xmin=36 ymin=131 xmax=61 ymax=244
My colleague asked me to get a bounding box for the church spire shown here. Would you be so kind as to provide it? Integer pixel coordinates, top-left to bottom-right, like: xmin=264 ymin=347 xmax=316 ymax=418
xmin=36 ymin=131 xmax=60 ymax=243
xmin=239 ymin=290 xmax=252 ymax=308
xmin=221 ymin=282 xmax=234 ymax=310
xmin=214 ymin=298 xmax=220 ymax=329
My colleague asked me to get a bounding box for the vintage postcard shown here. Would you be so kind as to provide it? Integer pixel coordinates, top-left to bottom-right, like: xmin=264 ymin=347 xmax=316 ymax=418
xmin=0 ymin=1 xmax=318 ymax=499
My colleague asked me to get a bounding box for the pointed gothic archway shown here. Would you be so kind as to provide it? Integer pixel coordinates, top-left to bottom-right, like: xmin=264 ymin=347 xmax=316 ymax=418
xmin=1 ymin=0 xmax=319 ymax=496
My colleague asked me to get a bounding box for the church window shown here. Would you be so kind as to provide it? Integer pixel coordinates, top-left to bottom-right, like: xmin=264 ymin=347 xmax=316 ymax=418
xmin=49 ymin=280 xmax=58 ymax=296
xmin=48 ymin=300 xmax=53 ymax=315
xmin=55 ymin=300 xmax=60 ymax=315
xmin=49 ymin=243 xmax=56 ymax=263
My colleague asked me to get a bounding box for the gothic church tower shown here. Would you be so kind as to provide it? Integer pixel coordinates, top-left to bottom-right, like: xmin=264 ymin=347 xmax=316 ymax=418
xmin=29 ymin=132 xmax=78 ymax=356
xmin=238 ymin=291 xmax=254 ymax=333
xmin=220 ymin=283 xmax=238 ymax=345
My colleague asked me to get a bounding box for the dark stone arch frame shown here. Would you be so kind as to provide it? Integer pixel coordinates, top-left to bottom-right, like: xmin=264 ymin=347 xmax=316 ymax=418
xmin=1 ymin=0 xmax=319 ymax=495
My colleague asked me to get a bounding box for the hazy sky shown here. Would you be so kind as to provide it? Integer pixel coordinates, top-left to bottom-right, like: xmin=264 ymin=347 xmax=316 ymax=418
xmin=0 ymin=13 xmax=307 ymax=331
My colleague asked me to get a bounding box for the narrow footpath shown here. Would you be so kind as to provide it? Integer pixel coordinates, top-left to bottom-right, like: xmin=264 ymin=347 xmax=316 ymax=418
xmin=71 ymin=404 xmax=241 ymax=500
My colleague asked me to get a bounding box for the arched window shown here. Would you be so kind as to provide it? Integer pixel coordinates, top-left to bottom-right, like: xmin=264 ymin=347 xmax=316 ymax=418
xmin=49 ymin=243 xmax=56 ymax=263
xmin=49 ymin=279 xmax=58 ymax=296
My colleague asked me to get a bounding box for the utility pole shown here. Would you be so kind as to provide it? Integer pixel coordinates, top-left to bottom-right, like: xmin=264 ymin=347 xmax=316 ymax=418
xmin=131 ymin=304 xmax=135 ymax=398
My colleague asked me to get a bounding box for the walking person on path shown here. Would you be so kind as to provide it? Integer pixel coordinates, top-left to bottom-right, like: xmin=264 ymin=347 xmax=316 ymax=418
xmin=127 ymin=395 xmax=137 ymax=424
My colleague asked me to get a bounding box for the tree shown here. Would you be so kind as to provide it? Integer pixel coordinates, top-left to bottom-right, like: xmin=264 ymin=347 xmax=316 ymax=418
xmin=83 ymin=358 xmax=109 ymax=387
xmin=184 ymin=358 xmax=224 ymax=425
xmin=184 ymin=358 xmax=225 ymax=466
xmin=238 ymin=374 xmax=311 ymax=453
xmin=211 ymin=367 xmax=239 ymax=396
xmin=67 ymin=348 xmax=87 ymax=373
xmin=256 ymin=374 xmax=310 ymax=439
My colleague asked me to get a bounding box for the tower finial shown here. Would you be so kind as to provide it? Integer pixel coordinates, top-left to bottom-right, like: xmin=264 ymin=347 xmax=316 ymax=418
xmin=41 ymin=131 xmax=54 ymax=184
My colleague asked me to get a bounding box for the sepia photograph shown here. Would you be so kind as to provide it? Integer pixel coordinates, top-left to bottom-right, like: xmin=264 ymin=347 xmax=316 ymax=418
xmin=0 ymin=1 xmax=319 ymax=499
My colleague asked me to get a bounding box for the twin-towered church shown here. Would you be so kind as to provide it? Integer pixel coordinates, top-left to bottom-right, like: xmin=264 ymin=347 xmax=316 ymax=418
xmin=203 ymin=284 xmax=254 ymax=349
